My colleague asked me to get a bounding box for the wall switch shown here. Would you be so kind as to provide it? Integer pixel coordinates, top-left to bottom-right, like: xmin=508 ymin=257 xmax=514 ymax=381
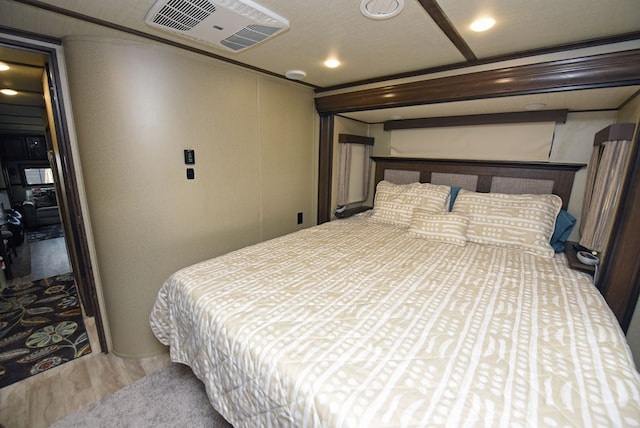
xmin=184 ymin=149 xmax=195 ymax=164
xmin=297 ymin=212 xmax=303 ymax=224
xmin=186 ymin=168 xmax=195 ymax=179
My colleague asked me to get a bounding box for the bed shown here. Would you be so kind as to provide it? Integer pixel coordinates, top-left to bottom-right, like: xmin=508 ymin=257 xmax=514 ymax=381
xmin=150 ymin=157 xmax=640 ymax=427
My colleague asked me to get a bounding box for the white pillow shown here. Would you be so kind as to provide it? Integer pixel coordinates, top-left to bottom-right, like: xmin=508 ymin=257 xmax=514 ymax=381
xmin=408 ymin=210 xmax=469 ymax=246
xmin=369 ymin=181 xmax=450 ymax=227
xmin=452 ymin=189 xmax=562 ymax=258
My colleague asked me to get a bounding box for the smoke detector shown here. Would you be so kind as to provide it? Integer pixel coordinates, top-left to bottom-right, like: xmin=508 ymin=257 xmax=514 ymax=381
xmin=360 ymin=0 xmax=405 ymax=20
xmin=145 ymin=0 xmax=289 ymax=52
xmin=285 ymin=70 xmax=306 ymax=80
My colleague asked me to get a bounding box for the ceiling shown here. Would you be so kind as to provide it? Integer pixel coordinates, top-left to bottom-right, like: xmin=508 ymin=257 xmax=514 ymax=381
xmin=0 ymin=46 xmax=47 ymax=133
xmin=0 ymin=0 xmax=639 ymax=129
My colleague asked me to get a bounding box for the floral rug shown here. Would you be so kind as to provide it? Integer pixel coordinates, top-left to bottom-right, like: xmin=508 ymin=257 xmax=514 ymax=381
xmin=0 ymin=272 xmax=92 ymax=388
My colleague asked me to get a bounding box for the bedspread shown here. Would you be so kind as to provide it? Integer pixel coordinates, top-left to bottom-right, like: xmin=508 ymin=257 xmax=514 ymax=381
xmin=150 ymin=215 xmax=640 ymax=427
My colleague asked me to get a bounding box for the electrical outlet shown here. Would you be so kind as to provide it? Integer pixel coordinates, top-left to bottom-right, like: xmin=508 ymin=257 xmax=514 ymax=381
xmin=297 ymin=212 xmax=303 ymax=224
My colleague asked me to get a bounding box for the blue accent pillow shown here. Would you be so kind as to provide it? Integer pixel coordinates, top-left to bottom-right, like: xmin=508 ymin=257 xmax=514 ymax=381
xmin=449 ymin=186 xmax=461 ymax=211
xmin=550 ymin=210 xmax=576 ymax=253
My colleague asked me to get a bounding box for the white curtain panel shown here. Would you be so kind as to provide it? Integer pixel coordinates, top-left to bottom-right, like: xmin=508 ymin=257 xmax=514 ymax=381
xmin=579 ymin=139 xmax=631 ymax=252
xmin=336 ymin=142 xmax=353 ymax=207
xmin=337 ymin=143 xmax=373 ymax=207
xmin=361 ymin=145 xmax=373 ymax=202
xmin=579 ymin=146 xmax=602 ymax=237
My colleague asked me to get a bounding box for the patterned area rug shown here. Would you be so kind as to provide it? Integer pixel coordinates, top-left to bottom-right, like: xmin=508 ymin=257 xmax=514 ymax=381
xmin=0 ymin=272 xmax=92 ymax=388
xmin=26 ymin=223 xmax=65 ymax=243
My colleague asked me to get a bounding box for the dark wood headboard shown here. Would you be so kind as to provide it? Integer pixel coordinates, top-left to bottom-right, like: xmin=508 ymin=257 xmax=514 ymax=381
xmin=372 ymin=157 xmax=586 ymax=210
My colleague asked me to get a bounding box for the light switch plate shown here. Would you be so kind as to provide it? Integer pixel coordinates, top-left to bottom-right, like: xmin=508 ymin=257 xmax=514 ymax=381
xmin=184 ymin=149 xmax=195 ymax=164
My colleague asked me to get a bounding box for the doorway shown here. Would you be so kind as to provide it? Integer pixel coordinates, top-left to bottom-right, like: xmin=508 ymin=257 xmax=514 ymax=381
xmin=0 ymin=33 xmax=107 ymax=353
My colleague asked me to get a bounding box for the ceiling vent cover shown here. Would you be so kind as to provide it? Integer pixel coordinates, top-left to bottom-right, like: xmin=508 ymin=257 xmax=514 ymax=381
xmin=145 ymin=0 xmax=289 ymax=52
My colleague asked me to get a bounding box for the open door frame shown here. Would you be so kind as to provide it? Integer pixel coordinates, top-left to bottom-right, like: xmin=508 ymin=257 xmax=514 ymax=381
xmin=1 ymin=30 xmax=108 ymax=353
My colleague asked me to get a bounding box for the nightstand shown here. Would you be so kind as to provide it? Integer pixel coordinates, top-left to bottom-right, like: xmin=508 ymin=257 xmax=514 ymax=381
xmin=334 ymin=206 xmax=372 ymax=219
xmin=565 ymin=240 xmax=596 ymax=275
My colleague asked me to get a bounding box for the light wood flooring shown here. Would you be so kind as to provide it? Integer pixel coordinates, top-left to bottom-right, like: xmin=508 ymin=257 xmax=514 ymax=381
xmin=0 ymin=315 xmax=171 ymax=428
xmin=3 ymin=236 xmax=71 ymax=287
xmin=0 ymin=233 xmax=172 ymax=428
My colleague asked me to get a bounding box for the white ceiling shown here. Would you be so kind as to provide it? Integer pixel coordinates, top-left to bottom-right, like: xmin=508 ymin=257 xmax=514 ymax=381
xmin=0 ymin=46 xmax=47 ymax=133
xmin=0 ymin=0 xmax=639 ymax=126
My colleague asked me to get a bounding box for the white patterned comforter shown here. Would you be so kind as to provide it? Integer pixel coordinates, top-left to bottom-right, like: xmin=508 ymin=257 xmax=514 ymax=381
xmin=150 ymin=215 xmax=640 ymax=427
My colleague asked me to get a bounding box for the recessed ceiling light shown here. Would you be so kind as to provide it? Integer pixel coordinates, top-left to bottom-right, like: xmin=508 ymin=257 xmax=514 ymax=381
xmin=285 ymin=70 xmax=307 ymax=80
xmin=0 ymin=62 xmax=9 ymax=71
xmin=360 ymin=0 xmax=405 ymax=20
xmin=324 ymin=58 xmax=341 ymax=68
xmin=0 ymin=89 xmax=17 ymax=96
xmin=470 ymin=17 xmax=495 ymax=32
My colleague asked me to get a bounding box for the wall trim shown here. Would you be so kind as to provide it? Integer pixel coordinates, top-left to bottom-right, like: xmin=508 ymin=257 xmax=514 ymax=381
xmin=338 ymin=133 xmax=374 ymax=145
xmin=384 ymin=109 xmax=568 ymax=130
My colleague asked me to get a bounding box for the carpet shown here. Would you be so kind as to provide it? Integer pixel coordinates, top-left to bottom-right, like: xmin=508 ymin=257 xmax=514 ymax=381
xmin=0 ymin=272 xmax=92 ymax=388
xmin=26 ymin=223 xmax=64 ymax=243
xmin=50 ymin=363 xmax=233 ymax=428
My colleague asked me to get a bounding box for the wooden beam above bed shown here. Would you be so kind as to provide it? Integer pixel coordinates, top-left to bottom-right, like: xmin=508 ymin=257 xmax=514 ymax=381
xmin=315 ymin=49 xmax=640 ymax=115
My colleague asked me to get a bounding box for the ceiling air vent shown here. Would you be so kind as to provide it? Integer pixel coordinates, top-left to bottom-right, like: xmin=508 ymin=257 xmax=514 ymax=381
xmin=145 ymin=0 xmax=289 ymax=52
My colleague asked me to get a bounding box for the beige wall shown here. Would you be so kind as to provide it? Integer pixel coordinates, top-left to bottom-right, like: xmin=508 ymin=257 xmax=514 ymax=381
xmin=365 ymin=123 xmax=391 ymax=206
xmin=63 ymin=36 xmax=317 ymax=357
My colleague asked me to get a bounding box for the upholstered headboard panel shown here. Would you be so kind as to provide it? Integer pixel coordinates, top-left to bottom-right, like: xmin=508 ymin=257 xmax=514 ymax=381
xmin=372 ymin=157 xmax=586 ymax=210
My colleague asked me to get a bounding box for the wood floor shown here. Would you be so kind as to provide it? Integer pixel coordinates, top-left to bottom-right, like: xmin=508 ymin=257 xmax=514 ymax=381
xmin=0 ymin=232 xmax=171 ymax=428
xmin=0 ymin=315 xmax=171 ymax=428
xmin=3 ymin=236 xmax=71 ymax=287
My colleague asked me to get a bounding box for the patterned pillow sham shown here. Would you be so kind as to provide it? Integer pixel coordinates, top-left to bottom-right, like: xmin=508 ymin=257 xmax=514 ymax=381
xmin=408 ymin=210 xmax=469 ymax=246
xmin=369 ymin=181 xmax=450 ymax=227
xmin=452 ymin=189 xmax=562 ymax=258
